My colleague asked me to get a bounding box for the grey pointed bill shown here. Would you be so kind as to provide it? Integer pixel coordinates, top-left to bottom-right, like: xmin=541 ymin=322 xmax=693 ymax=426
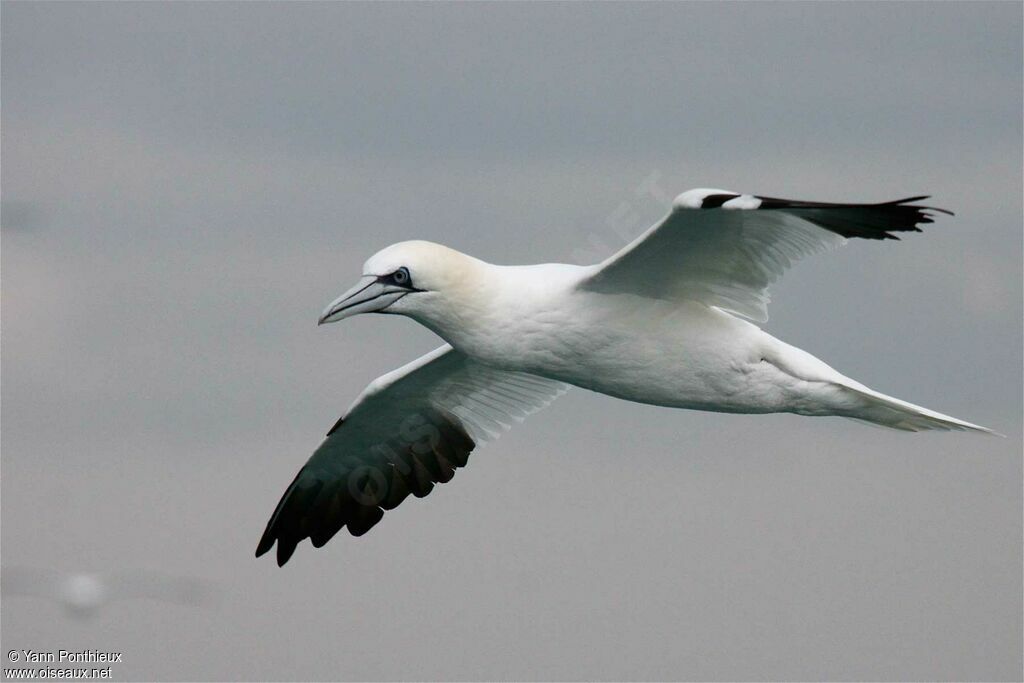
xmin=318 ymin=276 xmax=408 ymax=325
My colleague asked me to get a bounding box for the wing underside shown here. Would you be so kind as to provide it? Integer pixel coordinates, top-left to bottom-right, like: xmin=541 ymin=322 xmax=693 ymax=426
xmin=581 ymin=189 xmax=951 ymax=322
xmin=256 ymin=345 xmax=567 ymax=565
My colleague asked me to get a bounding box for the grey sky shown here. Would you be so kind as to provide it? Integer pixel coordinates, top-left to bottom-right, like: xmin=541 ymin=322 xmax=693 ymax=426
xmin=2 ymin=2 xmax=1021 ymax=681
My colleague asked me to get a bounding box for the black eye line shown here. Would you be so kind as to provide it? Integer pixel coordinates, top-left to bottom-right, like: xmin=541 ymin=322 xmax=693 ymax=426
xmin=375 ymin=268 xmax=424 ymax=292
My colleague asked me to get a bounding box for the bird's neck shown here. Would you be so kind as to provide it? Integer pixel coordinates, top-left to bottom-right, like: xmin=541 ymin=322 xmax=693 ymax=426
xmin=413 ymin=262 xmax=586 ymax=372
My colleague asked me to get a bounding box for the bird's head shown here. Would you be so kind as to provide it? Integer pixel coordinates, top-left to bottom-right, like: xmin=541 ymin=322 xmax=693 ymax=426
xmin=319 ymin=241 xmax=485 ymax=329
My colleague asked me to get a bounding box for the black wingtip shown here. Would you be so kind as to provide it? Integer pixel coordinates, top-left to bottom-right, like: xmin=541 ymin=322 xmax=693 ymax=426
xmin=754 ymin=193 xmax=953 ymax=240
xmin=276 ymin=538 xmax=298 ymax=567
xmin=255 ymin=532 xmax=274 ymax=559
xmin=256 ymin=408 xmax=477 ymax=566
xmin=884 ymin=195 xmax=954 ymax=216
xmin=882 ymin=195 xmax=930 ymax=205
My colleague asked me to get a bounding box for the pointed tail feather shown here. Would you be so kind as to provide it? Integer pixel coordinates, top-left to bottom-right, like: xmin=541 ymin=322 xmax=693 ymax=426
xmin=837 ymin=383 xmax=999 ymax=435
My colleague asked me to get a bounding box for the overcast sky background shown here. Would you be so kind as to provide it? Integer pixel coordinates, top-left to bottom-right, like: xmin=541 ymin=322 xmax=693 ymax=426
xmin=2 ymin=3 xmax=1021 ymax=681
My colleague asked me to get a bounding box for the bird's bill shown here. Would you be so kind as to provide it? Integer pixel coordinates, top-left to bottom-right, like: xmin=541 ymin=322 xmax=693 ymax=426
xmin=318 ymin=275 xmax=408 ymax=325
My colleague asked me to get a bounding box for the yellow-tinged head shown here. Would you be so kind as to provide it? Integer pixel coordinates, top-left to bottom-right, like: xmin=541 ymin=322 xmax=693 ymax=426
xmin=318 ymin=241 xmax=487 ymax=328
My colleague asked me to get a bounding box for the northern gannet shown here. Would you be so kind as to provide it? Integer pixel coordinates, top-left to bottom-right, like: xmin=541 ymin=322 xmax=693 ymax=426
xmin=257 ymin=188 xmax=993 ymax=566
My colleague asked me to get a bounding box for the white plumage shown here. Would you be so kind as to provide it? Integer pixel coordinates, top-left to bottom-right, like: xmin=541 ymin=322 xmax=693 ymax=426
xmin=257 ymin=187 xmax=993 ymax=565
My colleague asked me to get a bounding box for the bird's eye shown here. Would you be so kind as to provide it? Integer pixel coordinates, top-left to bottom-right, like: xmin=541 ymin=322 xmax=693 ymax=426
xmin=392 ymin=267 xmax=411 ymax=286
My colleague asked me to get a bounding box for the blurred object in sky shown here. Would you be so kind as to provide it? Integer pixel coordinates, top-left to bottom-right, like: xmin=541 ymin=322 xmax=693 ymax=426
xmin=1 ymin=566 xmax=216 ymax=620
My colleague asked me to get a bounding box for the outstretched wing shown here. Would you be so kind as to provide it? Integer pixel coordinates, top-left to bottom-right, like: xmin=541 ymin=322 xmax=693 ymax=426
xmin=256 ymin=345 xmax=567 ymax=566
xmin=580 ymin=188 xmax=952 ymax=322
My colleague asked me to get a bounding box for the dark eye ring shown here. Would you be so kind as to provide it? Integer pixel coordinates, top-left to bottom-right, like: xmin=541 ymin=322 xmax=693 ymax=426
xmin=392 ymin=267 xmax=410 ymax=286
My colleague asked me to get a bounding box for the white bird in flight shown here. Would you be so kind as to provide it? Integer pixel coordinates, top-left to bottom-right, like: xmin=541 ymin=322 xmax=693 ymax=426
xmin=257 ymin=188 xmax=993 ymax=566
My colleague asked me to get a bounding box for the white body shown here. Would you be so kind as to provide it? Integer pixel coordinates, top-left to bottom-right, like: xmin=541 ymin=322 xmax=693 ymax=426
xmin=403 ymin=262 xmax=932 ymax=422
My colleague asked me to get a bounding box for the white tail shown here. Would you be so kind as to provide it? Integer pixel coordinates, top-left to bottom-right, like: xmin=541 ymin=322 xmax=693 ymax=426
xmin=838 ymin=382 xmax=998 ymax=434
xmin=759 ymin=340 xmax=996 ymax=435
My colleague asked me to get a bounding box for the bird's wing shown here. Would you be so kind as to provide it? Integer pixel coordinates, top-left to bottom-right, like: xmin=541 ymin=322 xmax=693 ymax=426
xmin=580 ymin=188 xmax=951 ymax=322
xmin=256 ymin=344 xmax=568 ymax=565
